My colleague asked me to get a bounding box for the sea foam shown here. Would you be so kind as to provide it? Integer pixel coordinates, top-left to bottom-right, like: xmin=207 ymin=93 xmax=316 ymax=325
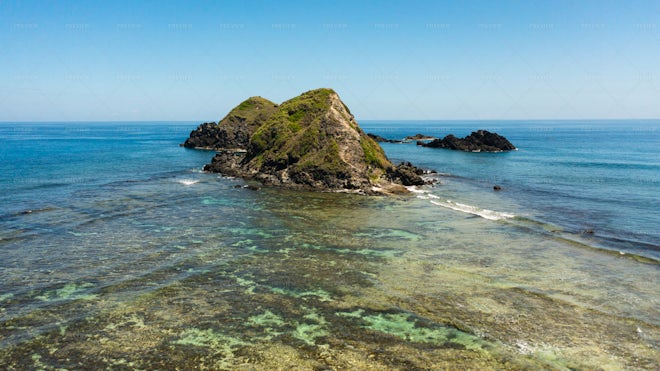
xmin=409 ymin=186 xmax=514 ymax=221
xmin=177 ymin=179 xmax=199 ymax=186
xmin=430 ymin=199 xmax=515 ymax=221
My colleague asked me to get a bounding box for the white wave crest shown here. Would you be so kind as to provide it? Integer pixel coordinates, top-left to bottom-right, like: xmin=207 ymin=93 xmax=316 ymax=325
xmin=406 ymin=186 xmax=428 ymax=194
xmin=177 ymin=179 xmax=199 ymax=186
xmin=430 ymin=199 xmax=515 ymax=221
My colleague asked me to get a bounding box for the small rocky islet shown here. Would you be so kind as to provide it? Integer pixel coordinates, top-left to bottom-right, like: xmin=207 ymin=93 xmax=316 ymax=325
xmin=183 ymin=88 xmax=515 ymax=193
xmin=369 ymin=130 xmax=516 ymax=152
xmin=420 ymin=130 xmax=516 ymax=152
xmin=183 ymin=88 xmax=428 ymax=194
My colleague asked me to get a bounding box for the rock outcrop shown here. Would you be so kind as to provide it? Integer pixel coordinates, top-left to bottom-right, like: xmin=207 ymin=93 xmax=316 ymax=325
xmin=366 ymin=133 xmax=435 ymax=143
xmin=182 ymin=96 xmax=278 ymax=150
xmin=386 ymin=162 xmax=427 ymax=186
xmin=367 ymin=133 xmax=402 ymax=143
xmin=421 ymin=130 xmax=515 ymax=152
xmin=188 ymin=89 xmax=426 ymax=193
xmin=404 ymin=134 xmax=436 ymax=141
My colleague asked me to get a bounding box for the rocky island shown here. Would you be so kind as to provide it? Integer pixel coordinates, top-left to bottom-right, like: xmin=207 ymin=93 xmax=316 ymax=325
xmin=420 ymin=130 xmax=516 ymax=152
xmin=183 ymin=88 xmax=426 ymax=194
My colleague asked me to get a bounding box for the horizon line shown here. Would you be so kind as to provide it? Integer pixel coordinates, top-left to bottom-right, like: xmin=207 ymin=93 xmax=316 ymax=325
xmin=1 ymin=118 xmax=659 ymax=124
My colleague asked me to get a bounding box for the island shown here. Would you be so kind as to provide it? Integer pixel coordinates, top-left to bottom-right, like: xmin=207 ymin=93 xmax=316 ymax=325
xmin=419 ymin=130 xmax=516 ymax=152
xmin=183 ymin=88 xmax=427 ymax=194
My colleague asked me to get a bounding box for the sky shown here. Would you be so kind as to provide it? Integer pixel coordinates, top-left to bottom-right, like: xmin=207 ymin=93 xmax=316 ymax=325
xmin=0 ymin=0 xmax=658 ymax=121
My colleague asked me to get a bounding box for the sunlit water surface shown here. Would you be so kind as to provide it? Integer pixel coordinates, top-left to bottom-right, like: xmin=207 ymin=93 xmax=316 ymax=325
xmin=0 ymin=122 xmax=657 ymax=369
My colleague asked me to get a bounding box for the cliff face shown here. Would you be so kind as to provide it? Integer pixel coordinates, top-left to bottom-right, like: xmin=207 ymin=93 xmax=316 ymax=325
xmin=186 ymin=88 xmax=424 ymax=193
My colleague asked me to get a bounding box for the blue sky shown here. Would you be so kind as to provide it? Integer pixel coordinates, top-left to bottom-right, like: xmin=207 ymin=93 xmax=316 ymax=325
xmin=1 ymin=0 xmax=658 ymax=121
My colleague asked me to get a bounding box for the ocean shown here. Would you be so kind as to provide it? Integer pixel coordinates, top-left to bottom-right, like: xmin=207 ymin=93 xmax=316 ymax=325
xmin=0 ymin=120 xmax=658 ymax=369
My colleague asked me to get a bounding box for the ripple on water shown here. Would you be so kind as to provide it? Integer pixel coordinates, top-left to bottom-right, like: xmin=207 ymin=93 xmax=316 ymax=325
xmin=1 ymin=179 xmax=658 ymax=369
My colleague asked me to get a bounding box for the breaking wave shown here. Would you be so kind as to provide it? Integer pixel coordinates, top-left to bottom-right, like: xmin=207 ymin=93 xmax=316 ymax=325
xmin=429 ymin=199 xmax=515 ymax=221
xmin=177 ymin=179 xmax=199 ymax=186
xmin=408 ymin=186 xmax=515 ymax=221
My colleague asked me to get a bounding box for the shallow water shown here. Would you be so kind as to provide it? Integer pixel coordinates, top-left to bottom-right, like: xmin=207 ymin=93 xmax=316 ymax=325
xmin=369 ymin=120 xmax=660 ymax=260
xmin=0 ymin=122 xmax=658 ymax=369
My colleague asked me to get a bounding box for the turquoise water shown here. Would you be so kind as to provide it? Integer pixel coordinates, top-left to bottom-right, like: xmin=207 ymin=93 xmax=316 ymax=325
xmin=0 ymin=121 xmax=658 ymax=369
xmin=364 ymin=120 xmax=659 ymax=260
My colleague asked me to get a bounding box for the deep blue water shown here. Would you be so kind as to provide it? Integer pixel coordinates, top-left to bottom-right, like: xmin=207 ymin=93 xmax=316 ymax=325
xmin=0 ymin=122 xmax=209 ymax=215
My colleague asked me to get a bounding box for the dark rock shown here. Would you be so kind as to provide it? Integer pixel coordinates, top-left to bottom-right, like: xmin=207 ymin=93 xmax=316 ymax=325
xmin=405 ymin=133 xmax=435 ymax=141
xmin=233 ymin=183 xmax=259 ymax=190
xmin=203 ymin=150 xmax=244 ymax=176
xmin=367 ymin=133 xmax=389 ymax=142
xmin=367 ymin=133 xmax=402 ymax=143
xmin=181 ymin=121 xmax=219 ymax=149
xmin=423 ymin=130 xmax=516 ymax=152
xmin=387 ymin=162 xmax=426 ymax=186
